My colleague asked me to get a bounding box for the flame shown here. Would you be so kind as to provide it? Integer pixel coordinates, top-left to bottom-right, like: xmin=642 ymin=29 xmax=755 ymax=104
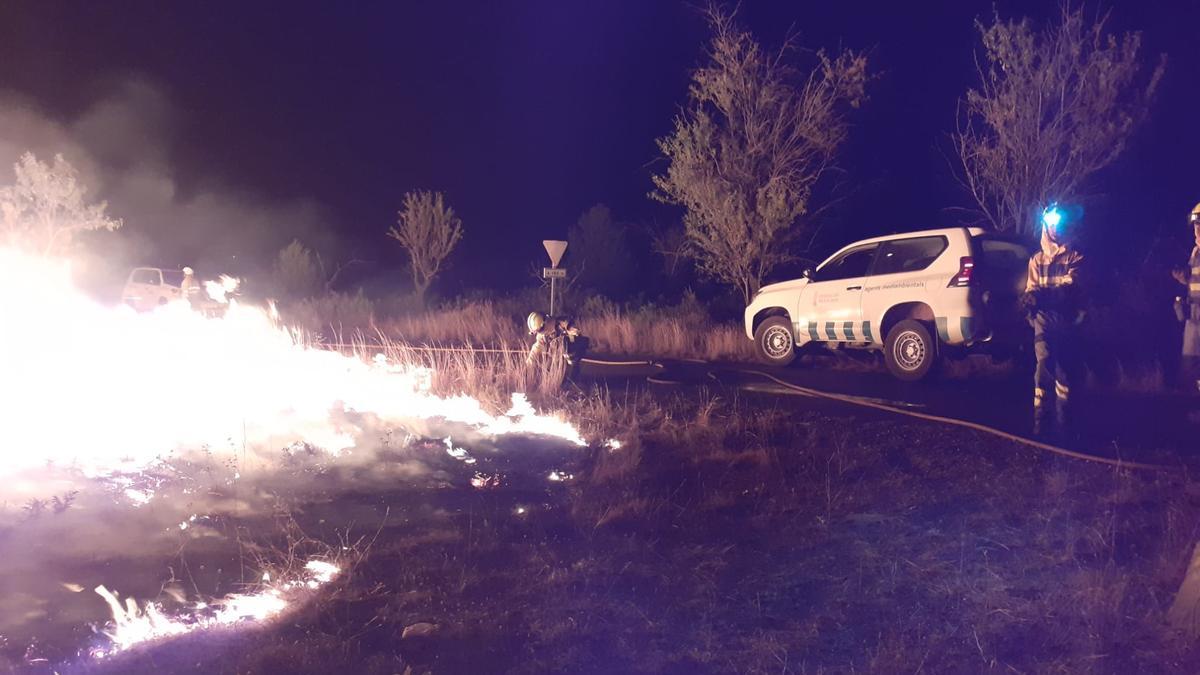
xmin=1 ymin=246 xmax=590 ymax=662
xmin=91 ymin=559 xmax=341 ymax=658
xmin=203 ymin=274 xmax=241 ymax=304
xmin=0 ymin=247 xmax=584 ymax=480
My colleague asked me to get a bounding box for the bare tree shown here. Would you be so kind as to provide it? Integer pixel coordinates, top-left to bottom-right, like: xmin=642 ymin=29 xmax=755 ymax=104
xmin=0 ymin=152 xmax=121 ymax=256
xmin=953 ymin=4 xmax=1165 ymax=237
xmin=387 ymin=190 xmax=464 ymax=304
xmin=651 ymin=7 xmax=868 ymax=304
xmin=651 ymin=224 xmax=692 ymax=280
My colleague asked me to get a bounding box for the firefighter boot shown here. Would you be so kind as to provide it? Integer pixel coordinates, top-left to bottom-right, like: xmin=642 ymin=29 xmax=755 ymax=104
xmin=1032 ymin=387 xmax=1052 ymax=438
xmin=1054 ymin=383 xmax=1076 ymax=444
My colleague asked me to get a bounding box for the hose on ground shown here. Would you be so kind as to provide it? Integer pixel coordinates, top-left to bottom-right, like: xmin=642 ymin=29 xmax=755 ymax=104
xmin=718 ymin=366 xmax=1169 ymax=473
xmin=577 ymin=353 xmax=1169 ymax=473
xmin=321 ymin=343 xmax=1170 ymax=473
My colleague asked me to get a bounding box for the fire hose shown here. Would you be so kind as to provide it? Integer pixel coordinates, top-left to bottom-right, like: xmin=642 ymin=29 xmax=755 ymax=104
xmin=588 ymin=356 xmax=1169 ymax=473
xmin=706 ymin=365 xmax=1169 ymax=473
xmin=317 ymin=342 xmax=1168 ymax=472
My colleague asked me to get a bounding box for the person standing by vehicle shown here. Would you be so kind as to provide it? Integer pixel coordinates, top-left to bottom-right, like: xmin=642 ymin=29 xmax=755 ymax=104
xmin=1171 ymin=203 xmax=1200 ymax=392
xmin=179 ymin=266 xmax=197 ymax=303
xmin=1021 ymin=205 xmax=1086 ymax=437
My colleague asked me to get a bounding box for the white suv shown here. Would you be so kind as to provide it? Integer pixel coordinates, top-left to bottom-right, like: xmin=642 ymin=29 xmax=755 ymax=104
xmin=122 ymin=267 xmax=228 ymax=316
xmin=122 ymin=267 xmax=188 ymax=311
xmin=744 ymin=227 xmax=1030 ymax=380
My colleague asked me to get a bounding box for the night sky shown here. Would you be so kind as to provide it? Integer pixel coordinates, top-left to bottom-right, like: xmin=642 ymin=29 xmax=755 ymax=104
xmin=0 ymin=1 xmax=1197 ymax=293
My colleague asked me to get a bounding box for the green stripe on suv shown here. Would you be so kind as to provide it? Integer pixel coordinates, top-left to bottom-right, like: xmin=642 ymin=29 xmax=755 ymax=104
xmin=935 ymin=317 xmax=950 ymax=342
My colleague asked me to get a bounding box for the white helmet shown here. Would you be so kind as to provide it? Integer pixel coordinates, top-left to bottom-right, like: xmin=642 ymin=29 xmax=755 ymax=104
xmin=527 ymin=311 xmax=546 ymax=333
xmin=182 ymin=266 xmax=194 ymax=275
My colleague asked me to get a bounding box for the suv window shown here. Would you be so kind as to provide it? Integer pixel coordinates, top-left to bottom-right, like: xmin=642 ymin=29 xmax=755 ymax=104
xmin=974 ymin=236 xmax=1031 ymax=295
xmin=976 ymin=237 xmax=1028 ymax=270
xmin=131 ymin=269 xmax=160 ymax=285
xmin=872 ymin=236 xmax=948 ymax=276
xmin=162 ymin=270 xmax=185 ymax=287
xmin=813 ymin=244 xmax=878 ymax=282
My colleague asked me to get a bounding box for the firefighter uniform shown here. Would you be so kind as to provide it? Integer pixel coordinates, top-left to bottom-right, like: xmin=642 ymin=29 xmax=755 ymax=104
xmin=1177 ymin=203 xmax=1200 ymax=390
xmin=526 ymin=312 xmax=589 ymax=378
xmin=180 ymin=267 xmax=197 ymax=303
xmin=1024 ymin=226 xmax=1085 ymax=435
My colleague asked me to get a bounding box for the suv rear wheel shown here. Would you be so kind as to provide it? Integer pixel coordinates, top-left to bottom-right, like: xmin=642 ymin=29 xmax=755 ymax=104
xmin=884 ymin=319 xmax=937 ymax=381
xmin=754 ymin=316 xmax=796 ymax=366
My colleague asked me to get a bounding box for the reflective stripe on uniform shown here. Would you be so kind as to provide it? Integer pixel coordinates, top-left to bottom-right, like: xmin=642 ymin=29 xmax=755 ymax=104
xmin=1190 ymin=249 xmax=1200 ymax=299
xmin=1032 ymin=251 xmax=1081 ymax=288
xmin=1055 ymin=381 xmax=1070 ymax=400
xmin=1034 ymin=387 xmax=1046 ymax=407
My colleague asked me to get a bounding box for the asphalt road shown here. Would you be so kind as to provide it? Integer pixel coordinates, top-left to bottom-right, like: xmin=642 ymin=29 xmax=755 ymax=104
xmin=582 ymin=354 xmax=1200 ymax=466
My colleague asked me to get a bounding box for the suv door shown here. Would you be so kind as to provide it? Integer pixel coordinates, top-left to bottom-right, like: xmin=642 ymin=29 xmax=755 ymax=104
xmin=802 ymin=244 xmax=878 ymax=342
xmin=860 ymin=235 xmax=950 ymax=343
xmin=123 ymin=268 xmax=166 ymax=311
xmin=972 ymin=234 xmax=1032 ymax=351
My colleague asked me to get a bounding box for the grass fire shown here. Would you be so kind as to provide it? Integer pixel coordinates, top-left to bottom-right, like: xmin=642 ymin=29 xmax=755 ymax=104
xmin=2 ymin=2 xmax=1200 ymax=674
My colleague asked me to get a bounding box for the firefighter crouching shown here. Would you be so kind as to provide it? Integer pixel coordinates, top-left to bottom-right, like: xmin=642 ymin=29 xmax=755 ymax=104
xmin=1020 ymin=205 xmax=1086 ymax=437
xmin=1171 ymin=202 xmax=1200 ymax=392
xmin=526 ymin=311 xmax=589 ymax=379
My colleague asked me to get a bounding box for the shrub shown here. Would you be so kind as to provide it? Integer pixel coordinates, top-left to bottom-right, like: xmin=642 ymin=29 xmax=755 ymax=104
xmin=285 ymin=290 xmax=376 ymax=340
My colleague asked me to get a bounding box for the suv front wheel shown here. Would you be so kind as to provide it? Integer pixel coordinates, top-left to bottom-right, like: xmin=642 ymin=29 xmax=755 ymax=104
xmin=754 ymin=316 xmax=796 ymax=366
xmin=884 ymin=319 xmax=938 ymax=381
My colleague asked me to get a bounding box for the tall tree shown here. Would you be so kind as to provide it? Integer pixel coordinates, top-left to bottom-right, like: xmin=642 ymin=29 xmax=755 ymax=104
xmin=388 ymin=190 xmax=463 ymax=304
xmin=953 ymin=4 xmax=1165 ymax=237
xmin=567 ymin=204 xmax=633 ymax=299
xmin=0 ymin=152 xmax=122 ymax=256
xmin=652 ymin=7 xmax=868 ymax=304
xmin=272 ymin=239 xmax=325 ymax=300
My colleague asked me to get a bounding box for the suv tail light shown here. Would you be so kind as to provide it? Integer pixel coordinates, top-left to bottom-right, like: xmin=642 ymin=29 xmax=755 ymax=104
xmin=947 ymin=256 xmax=974 ymax=287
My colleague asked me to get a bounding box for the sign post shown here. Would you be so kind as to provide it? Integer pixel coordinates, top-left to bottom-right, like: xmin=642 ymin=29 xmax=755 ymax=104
xmin=542 ymin=240 xmax=568 ymax=316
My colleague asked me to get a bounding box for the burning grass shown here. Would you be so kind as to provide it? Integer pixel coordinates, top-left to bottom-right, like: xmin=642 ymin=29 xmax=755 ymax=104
xmin=8 ymin=247 xmax=1199 ymax=671
xmin=80 ymin=380 xmax=1200 ymax=674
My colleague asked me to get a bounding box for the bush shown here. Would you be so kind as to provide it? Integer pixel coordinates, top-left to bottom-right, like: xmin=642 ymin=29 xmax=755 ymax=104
xmin=285 ymin=290 xmax=376 ymax=340
xmin=273 ymin=239 xmax=325 ymax=300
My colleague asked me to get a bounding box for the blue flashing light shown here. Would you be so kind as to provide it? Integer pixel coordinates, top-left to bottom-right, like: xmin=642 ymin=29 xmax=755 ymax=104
xmin=1041 ymin=204 xmax=1063 ymax=230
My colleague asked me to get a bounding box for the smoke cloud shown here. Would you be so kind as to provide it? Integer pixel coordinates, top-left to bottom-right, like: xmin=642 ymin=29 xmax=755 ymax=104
xmin=0 ymin=79 xmax=335 ymax=295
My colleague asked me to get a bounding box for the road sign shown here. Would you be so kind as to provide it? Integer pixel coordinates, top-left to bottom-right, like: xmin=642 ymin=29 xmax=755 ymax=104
xmin=542 ymin=240 xmax=567 ymax=268
xmin=543 ymin=267 xmax=567 ymax=279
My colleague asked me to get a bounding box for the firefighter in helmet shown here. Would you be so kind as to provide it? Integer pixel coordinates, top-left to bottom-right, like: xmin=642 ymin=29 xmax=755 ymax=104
xmin=1020 ymin=204 xmax=1086 ymax=437
xmin=526 ymin=311 xmax=589 ymax=379
xmin=180 ymin=266 xmax=197 ymax=303
xmin=1171 ymin=202 xmax=1200 ymax=392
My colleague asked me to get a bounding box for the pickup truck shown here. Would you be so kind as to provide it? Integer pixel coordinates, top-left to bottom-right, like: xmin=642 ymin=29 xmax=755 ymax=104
xmin=744 ymin=227 xmax=1030 ymax=380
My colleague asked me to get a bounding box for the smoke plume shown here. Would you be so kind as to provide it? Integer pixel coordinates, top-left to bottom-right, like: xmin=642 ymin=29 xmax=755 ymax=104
xmin=0 ymin=79 xmax=334 ymax=295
